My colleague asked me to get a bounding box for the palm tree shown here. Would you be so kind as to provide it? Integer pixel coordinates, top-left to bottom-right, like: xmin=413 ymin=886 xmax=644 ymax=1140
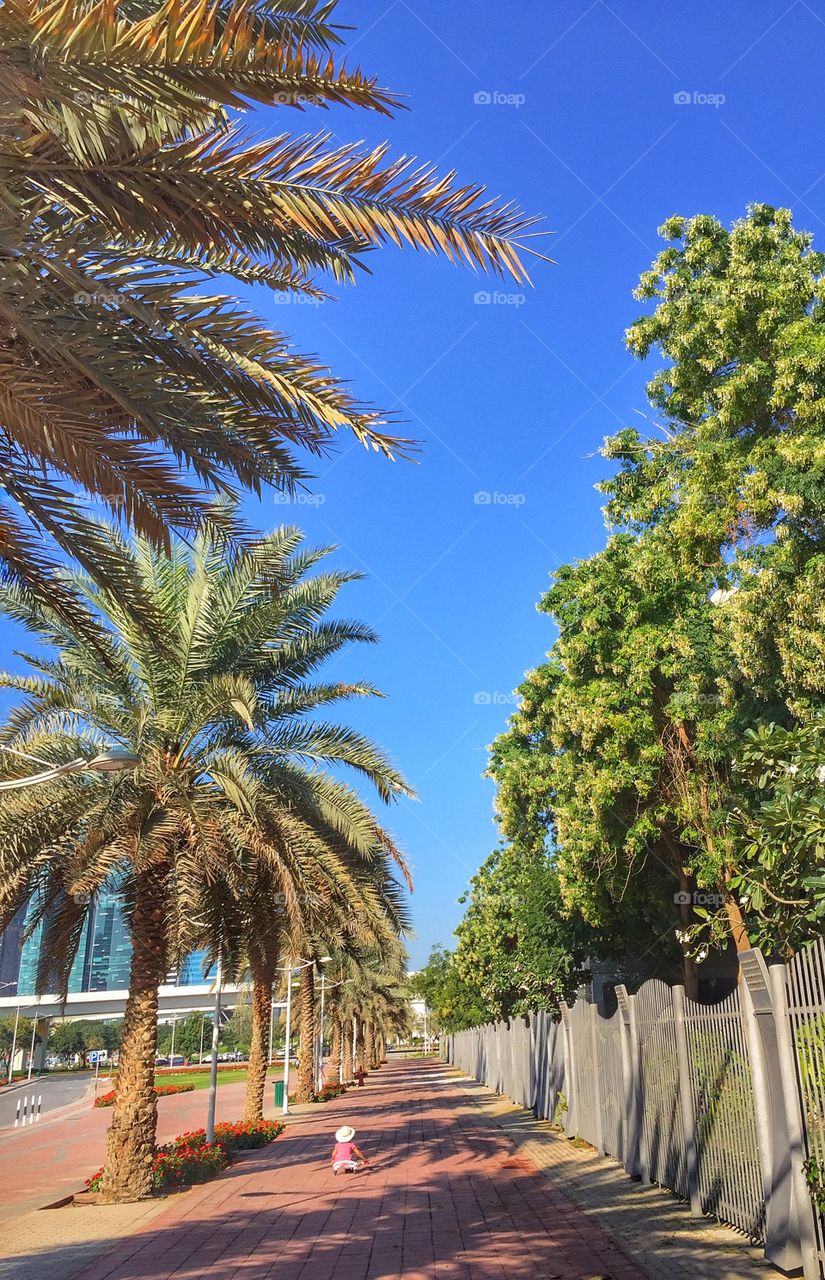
xmin=0 ymin=0 xmax=542 ymax=617
xmin=0 ymin=521 xmax=412 ymax=1200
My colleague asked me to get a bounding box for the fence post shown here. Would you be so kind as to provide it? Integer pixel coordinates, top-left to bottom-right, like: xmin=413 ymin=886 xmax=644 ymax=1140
xmin=589 ymin=1002 xmax=605 ymax=1157
xmin=560 ymin=1002 xmax=576 ymax=1138
xmin=616 ymin=985 xmax=640 ymax=1176
xmin=739 ymin=974 xmax=776 ymax=1236
xmin=767 ymin=960 xmax=820 ymax=1280
xmin=671 ymin=985 xmax=702 ymax=1216
xmin=739 ymin=949 xmax=807 ymax=1275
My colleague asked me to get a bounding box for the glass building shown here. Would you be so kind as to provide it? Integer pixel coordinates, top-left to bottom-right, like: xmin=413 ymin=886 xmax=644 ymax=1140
xmin=3 ymin=889 xmax=214 ymax=996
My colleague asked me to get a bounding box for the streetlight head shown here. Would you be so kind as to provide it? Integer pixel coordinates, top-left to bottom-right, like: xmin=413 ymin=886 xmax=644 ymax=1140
xmin=86 ymin=750 xmax=140 ymax=774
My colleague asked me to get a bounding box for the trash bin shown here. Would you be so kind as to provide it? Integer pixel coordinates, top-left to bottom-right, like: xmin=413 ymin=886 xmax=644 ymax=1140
xmin=274 ymin=1079 xmax=285 ymax=1108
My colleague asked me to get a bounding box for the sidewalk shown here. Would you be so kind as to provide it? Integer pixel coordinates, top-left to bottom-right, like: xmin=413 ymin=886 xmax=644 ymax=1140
xmin=451 ymin=1072 xmax=780 ymax=1280
xmin=3 ymin=1058 xmax=645 ymax=1280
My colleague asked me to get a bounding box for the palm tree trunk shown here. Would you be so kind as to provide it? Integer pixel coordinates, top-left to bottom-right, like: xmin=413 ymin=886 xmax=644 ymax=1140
xmin=364 ymin=1022 xmax=376 ymax=1071
xmin=354 ymin=1018 xmax=365 ymax=1073
xmin=328 ymin=1014 xmax=342 ymax=1086
xmin=99 ymin=863 xmax=169 ymax=1203
xmin=342 ymin=1018 xmax=353 ymax=1082
xmin=296 ymin=965 xmax=315 ymax=1102
xmin=244 ymin=954 xmax=275 ymax=1123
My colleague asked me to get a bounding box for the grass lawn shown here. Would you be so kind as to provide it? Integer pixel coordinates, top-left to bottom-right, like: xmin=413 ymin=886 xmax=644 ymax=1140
xmin=154 ymin=1067 xmax=282 ymax=1091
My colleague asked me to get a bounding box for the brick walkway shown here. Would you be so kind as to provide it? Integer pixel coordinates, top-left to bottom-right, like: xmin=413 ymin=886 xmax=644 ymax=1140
xmin=20 ymin=1057 xmax=643 ymax=1280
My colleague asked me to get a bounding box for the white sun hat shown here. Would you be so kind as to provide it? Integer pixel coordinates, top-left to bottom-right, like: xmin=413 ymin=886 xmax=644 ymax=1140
xmin=335 ymin=1125 xmax=356 ymax=1142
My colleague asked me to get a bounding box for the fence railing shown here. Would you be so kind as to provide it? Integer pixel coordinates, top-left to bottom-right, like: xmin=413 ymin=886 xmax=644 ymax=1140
xmin=443 ymin=946 xmax=825 ymax=1280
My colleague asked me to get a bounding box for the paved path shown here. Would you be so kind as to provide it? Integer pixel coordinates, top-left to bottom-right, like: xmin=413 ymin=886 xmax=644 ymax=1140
xmin=9 ymin=1057 xmax=643 ymax=1280
xmin=0 ymin=1072 xmax=290 ymax=1226
xmin=451 ymin=1076 xmax=780 ymax=1280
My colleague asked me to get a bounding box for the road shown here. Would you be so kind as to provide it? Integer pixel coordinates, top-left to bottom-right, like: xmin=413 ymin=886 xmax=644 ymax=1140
xmin=0 ymin=1073 xmax=94 ymax=1128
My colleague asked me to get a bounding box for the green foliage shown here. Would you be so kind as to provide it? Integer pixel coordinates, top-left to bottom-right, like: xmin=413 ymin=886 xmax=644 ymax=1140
xmin=220 ymin=1004 xmax=252 ymax=1055
xmin=481 ymin=205 xmax=825 ymax=977
xmin=411 ymin=945 xmax=487 ymax=1034
xmin=453 ymin=846 xmax=596 ymax=1019
xmin=730 ymin=722 xmax=825 ymax=951
xmin=50 ymin=1019 xmax=122 ymax=1063
xmin=0 ymin=1015 xmax=37 ymax=1071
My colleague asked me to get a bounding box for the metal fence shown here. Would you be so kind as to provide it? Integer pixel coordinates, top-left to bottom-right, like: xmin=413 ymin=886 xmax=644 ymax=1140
xmin=444 ymin=946 xmax=825 ymax=1280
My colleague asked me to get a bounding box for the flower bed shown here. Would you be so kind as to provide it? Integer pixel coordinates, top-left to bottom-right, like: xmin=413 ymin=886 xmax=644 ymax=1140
xmin=155 ymin=1062 xmax=250 ymax=1075
xmin=94 ymin=1082 xmax=195 ymax=1108
xmin=86 ymin=1119 xmax=284 ymax=1191
xmin=288 ymin=1082 xmax=348 ymax=1104
xmin=316 ymin=1082 xmax=348 ymax=1102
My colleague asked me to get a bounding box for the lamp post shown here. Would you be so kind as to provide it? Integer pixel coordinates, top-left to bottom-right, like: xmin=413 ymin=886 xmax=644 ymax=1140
xmin=281 ymin=961 xmax=296 ymax=1116
xmin=0 ymin=746 xmax=140 ymax=791
xmin=315 ymin=957 xmax=332 ymax=1093
xmin=205 ymin=954 xmax=222 ymax=1144
xmin=26 ymin=1015 xmax=38 ymax=1081
xmin=276 ymin=956 xmax=326 ymax=1115
xmin=318 ymin=976 xmax=351 ymax=1092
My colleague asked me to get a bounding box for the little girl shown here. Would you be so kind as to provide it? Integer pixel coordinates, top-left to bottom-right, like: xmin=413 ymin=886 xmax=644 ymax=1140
xmin=331 ymin=1124 xmax=370 ymax=1174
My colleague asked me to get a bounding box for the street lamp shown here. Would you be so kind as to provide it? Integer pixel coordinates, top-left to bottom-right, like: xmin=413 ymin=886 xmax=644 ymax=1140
xmin=315 ymin=957 xmax=332 ymax=1093
xmin=318 ymin=976 xmax=352 ymax=1091
xmin=276 ymin=956 xmax=330 ymax=1116
xmin=0 ymin=746 xmax=139 ymax=791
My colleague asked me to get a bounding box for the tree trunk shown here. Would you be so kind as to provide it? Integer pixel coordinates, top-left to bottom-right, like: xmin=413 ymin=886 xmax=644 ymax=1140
xmin=99 ymin=864 xmax=169 ymax=1203
xmin=244 ymin=954 xmax=275 ymax=1123
xmin=296 ymin=965 xmax=315 ymax=1102
xmin=328 ymin=1014 xmax=342 ymax=1086
xmin=341 ymin=1018 xmax=353 ymax=1082
xmin=364 ymin=1022 xmax=376 ymax=1070
xmin=354 ymin=1019 xmax=365 ymax=1073
xmin=724 ymin=889 xmax=751 ymax=953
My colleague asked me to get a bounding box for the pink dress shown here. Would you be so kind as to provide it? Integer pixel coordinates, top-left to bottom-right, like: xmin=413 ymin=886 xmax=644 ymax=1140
xmin=333 ymin=1140 xmax=359 ymax=1171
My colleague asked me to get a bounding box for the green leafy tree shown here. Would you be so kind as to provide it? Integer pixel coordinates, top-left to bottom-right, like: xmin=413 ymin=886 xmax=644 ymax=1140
xmin=411 ymin=945 xmax=487 ymax=1034
xmin=483 ymin=206 xmax=825 ymax=982
xmin=0 ymin=1016 xmax=36 ymax=1075
xmin=728 ymin=720 xmax=825 ymax=953
xmin=49 ymin=1020 xmax=87 ymax=1064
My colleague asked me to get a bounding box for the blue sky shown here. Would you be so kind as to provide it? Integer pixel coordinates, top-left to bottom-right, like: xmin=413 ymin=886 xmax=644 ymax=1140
xmin=7 ymin=0 xmax=825 ymax=967
xmin=246 ymin=0 xmax=825 ymax=965
xmin=242 ymin=0 xmax=825 ymax=966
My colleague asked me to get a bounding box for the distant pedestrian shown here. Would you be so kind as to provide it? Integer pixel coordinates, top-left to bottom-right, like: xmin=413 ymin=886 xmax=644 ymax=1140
xmin=356 ymin=1066 xmax=365 ymax=1087
xmin=331 ymin=1125 xmax=370 ymax=1174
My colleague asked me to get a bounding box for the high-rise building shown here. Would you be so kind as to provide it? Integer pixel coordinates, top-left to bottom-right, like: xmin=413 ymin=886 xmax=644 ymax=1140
xmin=0 ymin=904 xmax=26 ymax=995
xmin=8 ymin=889 xmax=215 ymax=996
